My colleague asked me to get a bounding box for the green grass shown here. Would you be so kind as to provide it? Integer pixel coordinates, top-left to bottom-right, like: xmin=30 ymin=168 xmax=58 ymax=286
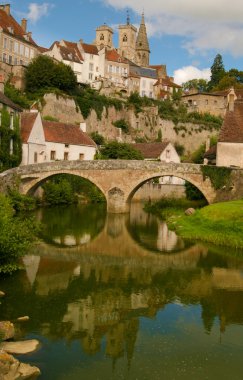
xmin=168 ymin=199 xmax=243 ymax=249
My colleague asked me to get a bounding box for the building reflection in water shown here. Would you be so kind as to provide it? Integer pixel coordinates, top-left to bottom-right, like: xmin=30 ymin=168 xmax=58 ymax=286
xmin=10 ymin=202 xmax=243 ymax=369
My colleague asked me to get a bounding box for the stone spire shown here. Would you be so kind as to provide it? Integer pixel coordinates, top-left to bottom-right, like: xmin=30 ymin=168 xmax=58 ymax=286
xmin=135 ymin=12 xmax=150 ymax=67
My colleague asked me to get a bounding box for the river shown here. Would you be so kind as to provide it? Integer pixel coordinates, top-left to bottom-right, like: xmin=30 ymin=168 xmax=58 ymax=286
xmin=1 ymin=202 xmax=243 ymax=379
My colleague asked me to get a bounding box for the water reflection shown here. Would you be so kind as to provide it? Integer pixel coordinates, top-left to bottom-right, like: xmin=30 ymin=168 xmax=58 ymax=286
xmin=1 ymin=204 xmax=243 ymax=379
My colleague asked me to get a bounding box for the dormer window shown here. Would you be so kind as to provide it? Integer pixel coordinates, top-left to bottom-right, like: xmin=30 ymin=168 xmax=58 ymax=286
xmin=8 ymin=27 xmax=13 ymax=34
xmin=100 ymin=34 xmax=104 ymax=41
xmin=24 ymin=34 xmax=29 ymax=41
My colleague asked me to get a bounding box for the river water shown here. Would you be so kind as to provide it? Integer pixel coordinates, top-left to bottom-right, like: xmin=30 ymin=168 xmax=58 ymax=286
xmin=1 ymin=203 xmax=243 ymax=379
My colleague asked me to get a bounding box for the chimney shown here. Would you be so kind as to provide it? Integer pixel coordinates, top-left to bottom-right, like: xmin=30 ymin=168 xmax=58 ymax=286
xmin=80 ymin=123 xmax=86 ymax=133
xmin=21 ymin=19 xmax=27 ymax=33
xmin=1 ymin=4 xmax=10 ymax=15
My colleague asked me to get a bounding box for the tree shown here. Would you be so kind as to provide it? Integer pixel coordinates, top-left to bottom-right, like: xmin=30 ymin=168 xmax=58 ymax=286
xmin=182 ymin=79 xmax=208 ymax=93
xmin=208 ymin=54 xmax=225 ymax=90
xmin=99 ymin=141 xmax=144 ymax=160
xmin=90 ymin=132 xmax=105 ymax=145
xmin=25 ymin=55 xmax=77 ymax=94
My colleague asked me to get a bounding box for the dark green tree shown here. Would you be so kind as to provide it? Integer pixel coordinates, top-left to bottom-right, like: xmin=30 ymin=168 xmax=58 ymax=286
xmin=208 ymin=54 xmax=225 ymax=90
xmin=99 ymin=141 xmax=144 ymax=160
xmin=90 ymin=132 xmax=105 ymax=145
xmin=25 ymin=55 xmax=77 ymax=94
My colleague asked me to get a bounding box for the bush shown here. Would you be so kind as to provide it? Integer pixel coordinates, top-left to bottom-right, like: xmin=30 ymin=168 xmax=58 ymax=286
xmin=0 ymin=194 xmax=37 ymax=274
xmin=43 ymin=178 xmax=76 ymax=205
xmin=90 ymin=132 xmax=105 ymax=145
xmin=4 ymin=82 xmax=30 ymax=109
xmin=99 ymin=141 xmax=144 ymax=160
xmin=113 ymin=119 xmax=130 ymax=134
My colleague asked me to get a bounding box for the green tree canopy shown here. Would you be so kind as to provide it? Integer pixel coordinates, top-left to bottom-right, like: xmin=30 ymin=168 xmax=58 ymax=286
xmin=182 ymin=79 xmax=208 ymax=93
xmin=99 ymin=141 xmax=144 ymax=160
xmin=25 ymin=55 xmax=77 ymax=94
xmin=208 ymin=54 xmax=225 ymax=90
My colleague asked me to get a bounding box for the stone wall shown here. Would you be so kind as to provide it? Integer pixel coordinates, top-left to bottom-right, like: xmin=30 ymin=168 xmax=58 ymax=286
xmin=133 ymin=182 xmax=186 ymax=202
xmin=0 ymin=62 xmax=26 ymax=90
xmin=40 ymin=94 xmax=219 ymax=153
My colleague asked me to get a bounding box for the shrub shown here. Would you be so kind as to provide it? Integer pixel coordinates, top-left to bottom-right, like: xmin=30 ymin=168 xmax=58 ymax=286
xmin=90 ymin=132 xmax=105 ymax=145
xmin=99 ymin=141 xmax=144 ymax=160
xmin=113 ymin=119 xmax=130 ymax=134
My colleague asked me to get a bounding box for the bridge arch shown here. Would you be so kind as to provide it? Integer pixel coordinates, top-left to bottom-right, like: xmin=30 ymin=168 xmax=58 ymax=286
xmin=126 ymin=172 xmax=210 ymax=205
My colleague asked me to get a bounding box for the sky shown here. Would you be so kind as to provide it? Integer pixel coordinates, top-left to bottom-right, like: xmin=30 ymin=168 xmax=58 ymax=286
xmin=10 ymin=0 xmax=243 ymax=84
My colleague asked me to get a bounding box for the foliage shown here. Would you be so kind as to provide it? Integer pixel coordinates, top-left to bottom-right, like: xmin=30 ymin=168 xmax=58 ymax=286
xmin=182 ymin=79 xmax=209 ymax=93
xmin=156 ymin=129 xmax=162 ymax=142
xmin=185 ymin=181 xmax=205 ymax=200
xmin=99 ymin=141 xmax=144 ymax=160
xmin=74 ymin=86 xmax=123 ymax=120
xmin=208 ymin=54 xmax=225 ymax=90
xmin=172 ymin=87 xmax=182 ymax=101
xmin=25 ymin=55 xmax=77 ymax=94
xmin=8 ymin=190 xmax=38 ymax=212
xmin=0 ymin=194 xmax=37 ymax=274
xmin=168 ymin=200 xmax=243 ymax=249
xmin=0 ymin=107 xmax=22 ymax=172
xmin=90 ymin=132 xmax=105 ymax=145
xmin=190 ymin=143 xmax=206 ymax=164
xmin=42 ymin=174 xmax=105 ymax=205
xmin=174 ymin=142 xmax=185 ymax=156
xmin=113 ymin=119 xmax=130 ymax=134
xmin=43 ymin=115 xmax=59 ymax=122
xmin=127 ymin=92 xmax=156 ymax=114
xmin=201 ymin=166 xmax=232 ymax=190
xmin=43 ymin=178 xmax=77 ymax=205
xmin=4 ymin=82 xmax=30 ymax=109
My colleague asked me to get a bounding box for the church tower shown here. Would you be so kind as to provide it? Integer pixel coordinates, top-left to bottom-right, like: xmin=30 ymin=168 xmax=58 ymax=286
xmin=118 ymin=12 xmax=137 ymax=62
xmin=135 ymin=13 xmax=150 ymax=67
xmin=96 ymin=24 xmax=113 ymax=50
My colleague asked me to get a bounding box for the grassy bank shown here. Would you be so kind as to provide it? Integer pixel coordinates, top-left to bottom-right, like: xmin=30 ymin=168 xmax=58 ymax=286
xmin=166 ymin=200 xmax=243 ymax=249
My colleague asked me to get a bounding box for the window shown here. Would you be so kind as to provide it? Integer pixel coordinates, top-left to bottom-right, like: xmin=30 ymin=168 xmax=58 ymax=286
xmin=89 ymin=63 xmax=94 ymax=71
xmin=14 ymin=57 xmax=18 ymax=65
xmin=14 ymin=42 xmax=18 ymax=54
xmin=89 ymin=73 xmax=93 ymax=80
xmin=166 ymin=150 xmax=171 ymax=159
xmin=142 ymin=80 xmax=146 ymax=89
xmin=9 ymin=40 xmax=13 ymax=52
xmin=108 ymin=65 xmax=112 ymax=73
xmin=20 ymin=44 xmax=24 ymax=56
xmin=2 ymin=53 xmax=7 ymax=63
xmin=123 ymin=34 xmax=128 ymax=42
xmin=9 ymin=55 xmax=12 ymax=65
xmin=100 ymin=34 xmax=104 ymax=41
xmin=30 ymin=49 xmax=34 ymax=59
xmin=65 ymin=144 xmax=69 ymax=148
xmin=50 ymin=151 xmax=56 ymax=160
xmin=25 ymin=46 xmax=29 ymax=58
xmin=4 ymin=38 xmax=8 ymax=49
xmin=79 ymin=153 xmax=84 ymax=160
xmin=90 ymin=54 xmax=93 ymax=60
xmin=142 ymin=90 xmax=146 ymax=97
xmin=116 ymin=66 xmax=119 ymax=74
xmin=64 ymin=152 xmax=69 ymax=160
xmin=34 ymin=152 xmax=38 ymax=163
xmin=149 ymin=91 xmax=153 ymax=98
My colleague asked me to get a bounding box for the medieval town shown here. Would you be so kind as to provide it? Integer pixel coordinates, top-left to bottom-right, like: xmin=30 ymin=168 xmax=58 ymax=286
xmin=1 ymin=2 xmax=243 ymax=379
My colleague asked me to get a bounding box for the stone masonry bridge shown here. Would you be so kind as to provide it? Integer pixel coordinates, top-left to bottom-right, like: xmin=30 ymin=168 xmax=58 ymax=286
xmin=1 ymin=160 xmax=243 ymax=213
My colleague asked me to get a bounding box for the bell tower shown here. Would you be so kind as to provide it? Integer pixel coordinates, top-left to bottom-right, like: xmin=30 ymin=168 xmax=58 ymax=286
xmin=135 ymin=13 xmax=150 ymax=67
xmin=118 ymin=12 xmax=137 ymax=62
xmin=96 ymin=24 xmax=114 ymax=50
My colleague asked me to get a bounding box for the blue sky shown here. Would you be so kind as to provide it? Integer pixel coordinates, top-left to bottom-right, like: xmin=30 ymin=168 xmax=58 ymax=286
xmin=11 ymin=0 xmax=243 ymax=83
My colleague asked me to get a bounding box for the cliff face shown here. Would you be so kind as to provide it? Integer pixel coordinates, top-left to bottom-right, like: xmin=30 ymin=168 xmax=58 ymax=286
xmin=41 ymin=93 xmax=219 ymax=153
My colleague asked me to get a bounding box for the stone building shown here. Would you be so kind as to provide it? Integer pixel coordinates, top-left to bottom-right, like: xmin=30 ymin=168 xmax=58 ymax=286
xmin=217 ymin=91 xmax=243 ymax=168
xmin=181 ymin=92 xmax=227 ymax=117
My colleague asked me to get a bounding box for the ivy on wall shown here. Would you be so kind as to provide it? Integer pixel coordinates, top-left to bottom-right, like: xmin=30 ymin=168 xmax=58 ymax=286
xmin=0 ymin=107 xmax=22 ymax=172
xmin=201 ymin=165 xmax=232 ymax=190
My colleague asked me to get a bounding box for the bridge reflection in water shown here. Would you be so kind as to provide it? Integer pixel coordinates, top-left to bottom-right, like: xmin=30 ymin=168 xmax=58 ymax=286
xmin=2 ymin=202 xmax=243 ymax=378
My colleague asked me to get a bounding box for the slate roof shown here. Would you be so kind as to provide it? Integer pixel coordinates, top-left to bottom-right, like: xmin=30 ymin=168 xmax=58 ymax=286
xmin=129 ymin=64 xmax=157 ymax=79
xmin=0 ymin=8 xmax=37 ymax=46
xmin=132 ymin=142 xmax=170 ymax=159
xmin=219 ymin=100 xmax=243 ymax=143
xmin=21 ymin=112 xmax=38 ymax=143
xmin=0 ymin=91 xmax=22 ymax=112
xmin=42 ymin=120 xmax=96 ymax=146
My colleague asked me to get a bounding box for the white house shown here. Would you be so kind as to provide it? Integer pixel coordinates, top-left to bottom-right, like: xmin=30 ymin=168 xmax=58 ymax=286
xmin=21 ymin=112 xmax=96 ymax=165
xmin=132 ymin=142 xmax=185 ymax=185
xmin=129 ymin=64 xmax=157 ymax=98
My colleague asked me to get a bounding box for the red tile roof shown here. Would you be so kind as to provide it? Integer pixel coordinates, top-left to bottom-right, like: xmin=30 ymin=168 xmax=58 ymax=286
xmin=154 ymin=77 xmax=181 ymax=88
xmin=219 ymin=100 xmax=243 ymax=143
xmin=0 ymin=8 xmax=37 ymax=46
xmin=132 ymin=142 xmax=170 ymax=159
xmin=21 ymin=112 xmax=38 ymax=143
xmin=62 ymin=40 xmax=83 ymax=62
xmin=42 ymin=120 xmax=96 ymax=146
xmin=106 ymin=49 xmax=127 ymax=63
xmin=38 ymin=46 xmax=49 ymax=53
xmin=81 ymin=43 xmax=98 ymax=55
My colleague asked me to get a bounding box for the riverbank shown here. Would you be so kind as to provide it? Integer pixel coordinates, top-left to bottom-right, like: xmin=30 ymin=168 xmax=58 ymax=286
xmin=146 ymin=199 xmax=243 ymax=249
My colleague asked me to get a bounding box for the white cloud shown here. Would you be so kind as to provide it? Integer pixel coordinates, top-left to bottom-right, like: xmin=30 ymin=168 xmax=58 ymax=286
xmin=27 ymin=3 xmax=53 ymax=23
xmin=173 ymin=66 xmax=211 ymax=85
xmin=101 ymin=0 xmax=243 ymax=56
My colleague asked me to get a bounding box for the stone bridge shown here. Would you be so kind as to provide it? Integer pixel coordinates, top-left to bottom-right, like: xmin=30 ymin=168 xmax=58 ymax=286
xmin=1 ymin=160 xmax=243 ymax=213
